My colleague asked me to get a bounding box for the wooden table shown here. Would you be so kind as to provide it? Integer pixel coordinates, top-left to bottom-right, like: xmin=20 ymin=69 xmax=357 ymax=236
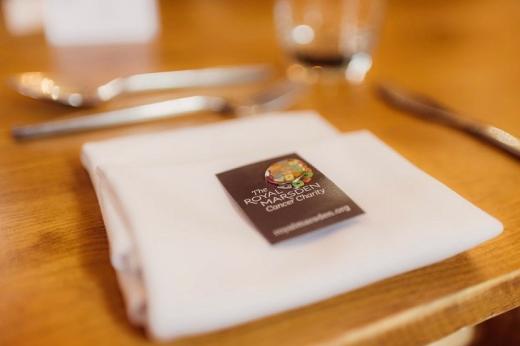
xmin=1 ymin=0 xmax=519 ymax=345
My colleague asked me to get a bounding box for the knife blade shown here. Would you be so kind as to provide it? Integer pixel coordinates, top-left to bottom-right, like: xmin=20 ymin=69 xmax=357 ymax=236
xmin=376 ymin=82 xmax=520 ymax=160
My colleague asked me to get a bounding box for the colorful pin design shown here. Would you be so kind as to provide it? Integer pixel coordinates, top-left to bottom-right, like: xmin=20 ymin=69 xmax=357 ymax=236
xmin=265 ymin=158 xmax=314 ymax=189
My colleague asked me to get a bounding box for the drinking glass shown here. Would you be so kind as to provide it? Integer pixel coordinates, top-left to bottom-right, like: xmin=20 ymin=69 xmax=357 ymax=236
xmin=274 ymin=0 xmax=384 ymax=83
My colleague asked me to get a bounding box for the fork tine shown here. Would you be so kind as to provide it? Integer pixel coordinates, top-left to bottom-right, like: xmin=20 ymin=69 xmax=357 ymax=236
xmin=236 ymin=80 xmax=307 ymax=116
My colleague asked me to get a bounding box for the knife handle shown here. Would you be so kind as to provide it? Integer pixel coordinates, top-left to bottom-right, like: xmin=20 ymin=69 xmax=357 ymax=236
xmin=12 ymin=96 xmax=226 ymax=140
xmin=467 ymin=122 xmax=520 ymax=159
xmin=426 ymin=107 xmax=520 ymax=160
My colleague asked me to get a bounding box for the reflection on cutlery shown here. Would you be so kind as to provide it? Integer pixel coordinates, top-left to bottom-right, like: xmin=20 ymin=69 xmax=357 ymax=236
xmin=377 ymin=82 xmax=520 ymax=160
xmin=10 ymin=65 xmax=272 ymax=107
xmin=12 ymin=80 xmax=305 ymax=140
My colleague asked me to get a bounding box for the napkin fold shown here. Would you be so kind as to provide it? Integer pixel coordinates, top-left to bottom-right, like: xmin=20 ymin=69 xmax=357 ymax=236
xmin=82 ymin=111 xmax=502 ymax=341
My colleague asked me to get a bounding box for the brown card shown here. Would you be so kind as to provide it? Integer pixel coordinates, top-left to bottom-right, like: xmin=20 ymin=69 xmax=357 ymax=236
xmin=216 ymin=153 xmax=364 ymax=244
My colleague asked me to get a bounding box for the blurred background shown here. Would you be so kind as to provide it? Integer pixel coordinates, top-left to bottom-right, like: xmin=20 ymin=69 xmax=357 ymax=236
xmin=1 ymin=0 xmax=518 ymax=139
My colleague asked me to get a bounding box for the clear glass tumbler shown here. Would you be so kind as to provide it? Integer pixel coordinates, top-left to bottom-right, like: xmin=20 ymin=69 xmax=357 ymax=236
xmin=274 ymin=0 xmax=384 ymax=83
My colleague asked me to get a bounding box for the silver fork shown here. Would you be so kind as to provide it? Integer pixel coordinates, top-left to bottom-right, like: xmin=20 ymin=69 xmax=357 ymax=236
xmin=12 ymin=80 xmax=306 ymax=140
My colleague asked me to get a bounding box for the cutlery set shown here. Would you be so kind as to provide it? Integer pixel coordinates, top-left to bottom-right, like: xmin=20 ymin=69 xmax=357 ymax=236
xmin=12 ymin=80 xmax=304 ymax=139
xmin=11 ymin=65 xmax=309 ymax=139
xmin=10 ymin=66 xmax=520 ymax=161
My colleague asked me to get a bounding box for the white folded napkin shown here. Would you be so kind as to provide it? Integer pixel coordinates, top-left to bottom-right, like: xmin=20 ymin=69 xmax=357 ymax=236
xmin=82 ymin=111 xmax=340 ymax=326
xmin=82 ymin=112 xmax=502 ymax=341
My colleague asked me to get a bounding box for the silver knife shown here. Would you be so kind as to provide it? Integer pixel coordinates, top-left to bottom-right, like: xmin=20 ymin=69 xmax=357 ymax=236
xmin=377 ymin=82 xmax=520 ymax=160
xmin=12 ymin=80 xmax=306 ymax=139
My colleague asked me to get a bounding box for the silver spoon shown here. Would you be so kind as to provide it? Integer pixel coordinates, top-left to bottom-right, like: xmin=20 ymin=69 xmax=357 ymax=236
xmin=12 ymin=80 xmax=306 ymax=140
xmin=9 ymin=65 xmax=271 ymax=108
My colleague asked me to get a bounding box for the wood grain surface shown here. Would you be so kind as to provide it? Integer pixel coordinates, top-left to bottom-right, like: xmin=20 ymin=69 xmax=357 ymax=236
xmin=1 ymin=0 xmax=519 ymax=345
